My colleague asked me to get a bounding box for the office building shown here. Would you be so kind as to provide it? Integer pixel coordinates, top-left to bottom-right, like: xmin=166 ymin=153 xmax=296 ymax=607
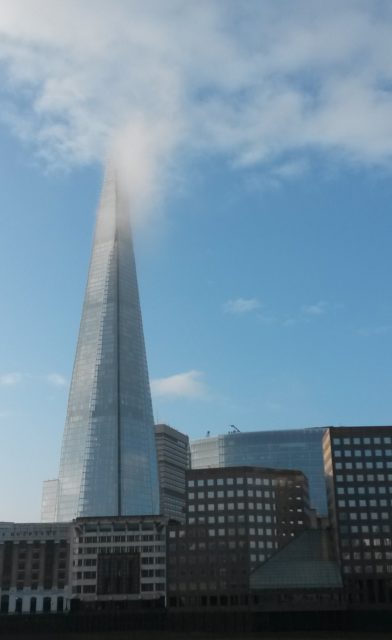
xmin=70 ymin=516 xmax=166 ymax=609
xmin=167 ymin=466 xmax=310 ymax=608
xmin=54 ymin=165 xmax=159 ymax=521
xmin=155 ymin=424 xmax=190 ymax=522
xmin=323 ymin=426 xmax=392 ymax=607
xmin=190 ymin=428 xmax=327 ymax=515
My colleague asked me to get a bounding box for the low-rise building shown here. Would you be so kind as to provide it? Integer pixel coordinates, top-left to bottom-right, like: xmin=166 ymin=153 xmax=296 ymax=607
xmin=70 ymin=516 xmax=167 ymax=610
xmin=0 ymin=521 xmax=71 ymax=614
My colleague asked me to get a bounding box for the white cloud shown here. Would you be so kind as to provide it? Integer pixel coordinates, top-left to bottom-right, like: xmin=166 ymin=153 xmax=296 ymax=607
xmin=223 ymin=297 xmax=261 ymax=315
xmin=302 ymin=301 xmax=327 ymax=316
xmin=46 ymin=373 xmax=68 ymax=387
xmin=151 ymin=370 xmax=206 ymax=399
xmin=1 ymin=1 xmax=392 ymax=215
xmin=0 ymin=372 xmax=23 ymax=386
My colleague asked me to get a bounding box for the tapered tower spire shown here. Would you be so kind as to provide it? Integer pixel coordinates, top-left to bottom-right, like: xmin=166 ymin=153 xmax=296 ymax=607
xmin=55 ymin=164 xmax=160 ymax=521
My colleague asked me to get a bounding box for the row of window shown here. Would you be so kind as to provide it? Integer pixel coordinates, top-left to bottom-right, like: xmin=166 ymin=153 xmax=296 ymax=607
xmin=333 ymin=436 xmax=392 ymax=445
xmin=79 ymin=534 xmax=164 ymax=543
xmin=188 ymin=489 xmax=275 ymax=500
xmin=72 ymin=582 xmax=165 ymax=594
xmin=72 ymin=556 xmax=164 ymax=567
xmin=335 ymin=449 xmax=392 ymax=458
xmin=188 ymin=478 xmax=278 ymax=488
xmin=188 ymin=502 xmax=275 ymax=512
xmin=187 ymin=514 xmax=277 ymax=526
xmin=72 ymin=569 xmax=166 ymax=580
xmin=339 ymin=512 xmax=390 ymax=521
xmin=340 ymin=525 xmax=391 ymax=535
xmin=342 ymin=550 xmax=392 ymax=560
xmin=79 ymin=523 xmax=159 ymax=533
xmin=343 ymin=565 xmax=392 ymax=574
xmin=336 ymin=475 xmax=392 ymax=484
xmin=337 ymin=497 xmax=392 ymax=507
xmin=0 ymin=531 xmax=67 ymax=539
xmin=12 ymin=581 xmax=66 ymax=591
xmin=74 ymin=545 xmax=165 ymax=554
xmin=340 ymin=537 xmax=391 ymax=547
xmin=187 ymin=515 xmax=277 ymax=525
xmin=335 ymin=462 xmax=392 ymax=472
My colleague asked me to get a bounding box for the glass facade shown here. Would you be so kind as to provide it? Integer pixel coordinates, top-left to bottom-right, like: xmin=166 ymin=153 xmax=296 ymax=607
xmin=41 ymin=479 xmax=59 ymax=522
xmin=56 ymin=166 xmax=159 ymax=521
xmin=190 ymin=428 xmax=327 ymax=515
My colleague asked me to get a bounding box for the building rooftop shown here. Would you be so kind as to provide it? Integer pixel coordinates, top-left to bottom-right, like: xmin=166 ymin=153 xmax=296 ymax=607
xmin=250 ymin=529 xmax=343 ymax=590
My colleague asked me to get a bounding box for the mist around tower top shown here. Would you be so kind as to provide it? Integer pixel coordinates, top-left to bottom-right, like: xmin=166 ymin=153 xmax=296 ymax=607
xmin=109 ymin=116 xmax=181 ymax=228
xmin=1 ymin=1 xmax=392 ymax=223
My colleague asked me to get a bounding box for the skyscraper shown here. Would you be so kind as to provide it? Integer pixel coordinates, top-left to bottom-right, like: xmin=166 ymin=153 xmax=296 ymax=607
xmin=54 ymin=165 xmax=160 ymax=521
xmin=155 ymin=423 xmax=190 ymax=522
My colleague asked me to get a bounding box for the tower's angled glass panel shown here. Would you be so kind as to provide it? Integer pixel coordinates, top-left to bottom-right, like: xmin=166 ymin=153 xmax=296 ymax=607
xmin=56 ymin=166 xmax=160 ymax=521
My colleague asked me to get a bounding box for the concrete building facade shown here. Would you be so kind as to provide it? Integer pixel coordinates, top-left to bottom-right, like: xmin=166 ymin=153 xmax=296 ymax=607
xmin=70 ymin=516 xmax=166 ymax=609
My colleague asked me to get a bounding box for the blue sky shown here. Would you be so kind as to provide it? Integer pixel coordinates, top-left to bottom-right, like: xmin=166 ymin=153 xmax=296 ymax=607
xmin=1 ymin=1 xmax=392 ymax=520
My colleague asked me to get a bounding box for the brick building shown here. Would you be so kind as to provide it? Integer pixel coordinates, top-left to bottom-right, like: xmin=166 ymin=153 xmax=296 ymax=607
xmin=0 ymin=522 xmax=70 ymax=614
xmin=323 ymin=426 xmax=392 ymax=607
xmin=167 ymin=466 xmax=311 ymax=608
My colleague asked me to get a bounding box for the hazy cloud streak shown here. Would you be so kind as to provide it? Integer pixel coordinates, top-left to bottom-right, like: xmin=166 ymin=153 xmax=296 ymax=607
xmin=46 ymin=373 xmax=68 ymax=387
xmin=357 ymin=325 xmax=392 ymax=337
xmin=302 ymin=301 xmax=327 ymax=316
xmin=223 ymin=297 xmax=261 ymax=315
xmin=0 ymin=372 xmax=23 ymax=386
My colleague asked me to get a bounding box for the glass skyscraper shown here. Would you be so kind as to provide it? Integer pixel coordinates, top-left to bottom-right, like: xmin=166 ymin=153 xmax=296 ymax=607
xmin=55 ymin=165 xmax=160 ymax=521
xmin=190 ymin=428 xmax=327 ymax=515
